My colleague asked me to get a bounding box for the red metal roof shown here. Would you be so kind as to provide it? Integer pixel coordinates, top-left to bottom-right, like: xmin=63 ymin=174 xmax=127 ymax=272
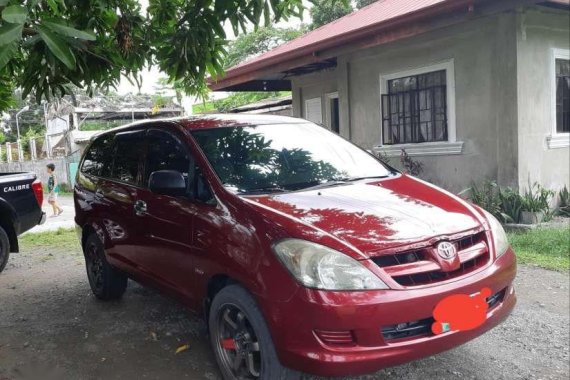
xmin=230 ymin=0 xmax=448 ymax=71
xmin=210 ymin=0 xmax=474 ymax=90
xmin=210 ymin=0 xmax=568 ymax=91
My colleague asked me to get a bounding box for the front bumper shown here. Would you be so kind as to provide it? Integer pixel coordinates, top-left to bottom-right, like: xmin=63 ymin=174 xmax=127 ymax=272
xmin=261 ymin=248 xmax=517 ymax=377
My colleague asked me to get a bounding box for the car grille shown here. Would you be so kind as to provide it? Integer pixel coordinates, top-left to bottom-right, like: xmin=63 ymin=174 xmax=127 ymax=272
xmin=382 ymin=317 xmax=434 ymax=341
xmin=372 ymin=232 xmax=490 ymax=287
xmin=382 ymin=288 xmax=507 ymax=342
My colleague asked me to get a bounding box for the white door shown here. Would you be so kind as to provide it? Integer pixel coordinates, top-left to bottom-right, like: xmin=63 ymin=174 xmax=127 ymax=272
xmin=305 ymin=98 xmax=323 ymax=125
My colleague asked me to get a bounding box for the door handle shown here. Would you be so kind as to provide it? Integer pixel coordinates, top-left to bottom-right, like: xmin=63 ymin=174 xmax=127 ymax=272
xmin=134 ymin=200 xmax=147 ymax=216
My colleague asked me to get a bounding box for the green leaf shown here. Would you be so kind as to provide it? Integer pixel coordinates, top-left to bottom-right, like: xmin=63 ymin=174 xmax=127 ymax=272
xmin=0 ymin=22 xmax=22 ymax=46
xmin=38 ymin=26 xmax=76 ymax=69
xmin=0 ymin=41 xmax=16 ymax=69
xmin=43 ymin=20 xmax=96 ymax=41
xmin=2 ymin=5 xmax=28 ymax=24
xmin=0 ymin=0 xmax=9 ymax=7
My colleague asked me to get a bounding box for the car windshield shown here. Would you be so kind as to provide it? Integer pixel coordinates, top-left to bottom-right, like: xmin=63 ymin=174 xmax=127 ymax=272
xmin=191 ymin=123 xmax=394 ymax=194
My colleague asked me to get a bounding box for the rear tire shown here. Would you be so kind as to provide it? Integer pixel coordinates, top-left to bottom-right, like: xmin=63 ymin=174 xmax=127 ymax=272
xmin=209 ymin=284 xmax=301 ymax=380
xmin=0 ymin=226 xmax=10 ymax=274
xmin=83 ymin=233 xmax=127 ymax=300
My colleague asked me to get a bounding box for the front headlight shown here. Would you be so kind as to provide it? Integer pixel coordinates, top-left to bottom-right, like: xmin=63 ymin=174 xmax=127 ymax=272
xmin=482 ymin=210 xmax=509 ymax=258
xmin=273 ymin=239 xmax=389 ymax=290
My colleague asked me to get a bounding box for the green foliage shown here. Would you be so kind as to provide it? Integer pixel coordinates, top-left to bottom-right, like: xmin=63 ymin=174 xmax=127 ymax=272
xmin=498 ymin=187 xmax=523 ymax=223
xmin=355 ymin=0 xmax=378 ymax=9
xmin=521 ymin=182 xmax=554 ymax=213
xmin=193 ymin=91 xmax=290 ymax=113
xmin=0 ymin=0 xmax=306 ymax=111
xmin=213 ymin=91 xmax=288 ymax=112
xmin=80 ymin=120 xmax=123 ymax=131
xmin=0 ymin=73 xmax=15 ymax=110
xmin=224 ymin=26 xmax=306 ymax=69
xmin=463 ymin=180 xmax=556 ymax=223
xmin=464 ymin=180 xmax=503 ymax=221
xmin=310 ymin=0 xmax=353 ymax=30
xmin=557 ymin=185 xmax=570 ymax=217
xmin=508 ymin=228 xmax=569 ymax=271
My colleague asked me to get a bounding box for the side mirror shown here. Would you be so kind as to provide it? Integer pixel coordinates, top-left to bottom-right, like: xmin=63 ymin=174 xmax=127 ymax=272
xmin=148 ymin=170 xmax=187 ymax=197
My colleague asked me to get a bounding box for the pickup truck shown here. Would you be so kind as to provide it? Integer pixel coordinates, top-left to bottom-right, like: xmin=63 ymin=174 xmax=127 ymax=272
xmin=0 ymin=172 xmax=46 ymax=273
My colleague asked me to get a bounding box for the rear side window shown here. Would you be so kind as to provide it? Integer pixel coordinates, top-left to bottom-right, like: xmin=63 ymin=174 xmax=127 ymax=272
xmin=81 ymin=134 xmax=114 ymax=177
xmin=112 ymin=130 xmax=146 ymax=186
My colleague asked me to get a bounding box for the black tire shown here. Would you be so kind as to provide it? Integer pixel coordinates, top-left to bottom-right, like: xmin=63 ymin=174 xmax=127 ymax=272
xmin=0 ymin=226 xmax=10 ymax=274
xmin=209 ymin=284 xmax=301 ymax=380
xmin=83 ymin=233 xmax=127 ymax=300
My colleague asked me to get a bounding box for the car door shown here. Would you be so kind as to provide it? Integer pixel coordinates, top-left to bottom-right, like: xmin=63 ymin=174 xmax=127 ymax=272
xmin=98 ymin=129 xmax=148 ymax=274
xmin=135 ymin=126 xmax=200 ymax=301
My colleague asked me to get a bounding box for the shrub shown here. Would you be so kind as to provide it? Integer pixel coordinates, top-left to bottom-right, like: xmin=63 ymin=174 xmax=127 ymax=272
xmin=557 ymin=185 xmax=570 ymax=217
xmin=461 ymin=180 xmax=504 ymax=221
xmin=520 ymin=182 xmax=553 ymax=213
xmin=498 ymin=187 xmax=523 ymax=223
xmin=462 ymin=181 xmax=554 ymax=224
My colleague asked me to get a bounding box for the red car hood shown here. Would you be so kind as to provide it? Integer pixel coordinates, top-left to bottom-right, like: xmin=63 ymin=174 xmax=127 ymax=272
xmin=246 ymin=175 xmax=483 ymax=256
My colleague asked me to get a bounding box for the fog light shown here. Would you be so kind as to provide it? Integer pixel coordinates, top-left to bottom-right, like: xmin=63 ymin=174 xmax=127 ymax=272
xmin=314 ymin=329 xmax=356 ymax=346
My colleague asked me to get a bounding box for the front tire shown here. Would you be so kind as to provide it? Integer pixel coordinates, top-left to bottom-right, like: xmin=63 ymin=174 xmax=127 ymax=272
xmin=209 ymin=285 xmax=300 ymax=380
xmin=0 ymin=226 xmax=10 ymax=274
xmin=83 ymin=233 xmax=127 ymax=300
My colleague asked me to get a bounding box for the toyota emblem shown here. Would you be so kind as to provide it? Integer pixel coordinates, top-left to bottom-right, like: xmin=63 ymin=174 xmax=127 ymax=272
xmin=437 ymin=242 xmax=457 ymax=260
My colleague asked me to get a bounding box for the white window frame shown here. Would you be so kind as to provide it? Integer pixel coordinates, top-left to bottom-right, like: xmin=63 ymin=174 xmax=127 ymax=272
xmin=547 ymin=48 xmax=570 ymax=149
xmin=304 ymin=97 xmax=323 ymax=125
xmin=324 ymin=92 xmax=339 ymax=132
xmin=375 ymin=59 xmax=463 ymax=157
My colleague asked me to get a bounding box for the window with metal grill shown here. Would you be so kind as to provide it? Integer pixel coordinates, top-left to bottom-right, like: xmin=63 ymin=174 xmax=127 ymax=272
xmin=556 ymin=59 xmax=570 ymax=133
xmin=381 ymin=70 xmax=448 ymax=145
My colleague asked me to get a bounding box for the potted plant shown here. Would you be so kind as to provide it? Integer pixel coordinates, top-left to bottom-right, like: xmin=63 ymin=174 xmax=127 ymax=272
xmin=520 ymin=183 xmax=553 ymax=224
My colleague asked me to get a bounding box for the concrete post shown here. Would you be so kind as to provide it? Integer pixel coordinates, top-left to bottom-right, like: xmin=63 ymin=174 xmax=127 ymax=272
xmin=30 ymin=138 xmax=37 ymax=161
xmin=17 ymin=141 xmax=23 ymax=161
xmin=6 ymin=143 xmax=12 ymax=163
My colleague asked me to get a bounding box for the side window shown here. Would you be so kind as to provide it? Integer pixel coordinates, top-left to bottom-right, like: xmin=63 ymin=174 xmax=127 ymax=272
xmin=146 ymin=129 xmax=214 ymax=203
xmin=146 ymin=130 xmax=192 ymax=186
xmin=81 ymin=134 xmax=114 ymax=177
xmin=112 ymin=130 xmax=146 ymax=186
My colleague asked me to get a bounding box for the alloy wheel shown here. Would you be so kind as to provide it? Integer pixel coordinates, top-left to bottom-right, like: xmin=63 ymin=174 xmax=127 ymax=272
xmin=86 ymin=242 xmax=104 ymax=291
xmin=215 ymin=304 xmax=262 ymax=379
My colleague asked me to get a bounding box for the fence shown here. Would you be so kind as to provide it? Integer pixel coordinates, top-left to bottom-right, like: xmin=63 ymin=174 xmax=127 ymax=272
xmin=0 ymin=157 xmax=73 ymax=188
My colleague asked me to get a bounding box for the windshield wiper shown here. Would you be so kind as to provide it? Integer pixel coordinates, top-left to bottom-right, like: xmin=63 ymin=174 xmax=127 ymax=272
xmin=240 ymin=186 xmax=288 ymax=195
xmin=299 ymin=175 xmax=392 ymax=192
xmin=341 ymin=175 xmax=392 ymax=182
xmin=299 ymin=180 xmax=351 ymax=191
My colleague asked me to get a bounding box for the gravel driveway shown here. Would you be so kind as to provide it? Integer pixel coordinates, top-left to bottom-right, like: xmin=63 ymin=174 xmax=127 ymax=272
xmin=0 ymin=244 xmax=568 ymax=380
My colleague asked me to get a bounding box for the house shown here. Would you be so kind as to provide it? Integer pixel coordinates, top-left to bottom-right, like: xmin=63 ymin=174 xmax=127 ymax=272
xmin=210 ymin=0 xmax=570 ymax=193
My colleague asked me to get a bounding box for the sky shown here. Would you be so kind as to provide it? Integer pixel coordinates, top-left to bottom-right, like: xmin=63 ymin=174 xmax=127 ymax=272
xmin=117 ymin=1 xmax=309 ymax=96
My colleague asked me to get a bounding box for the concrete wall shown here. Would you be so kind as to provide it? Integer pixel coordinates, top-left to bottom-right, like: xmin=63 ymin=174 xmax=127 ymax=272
xmin=292 ymin=11 xmax=521 ymax=192
xmin=516 ymin=8 xmax=570 ymax=192
xmin=0 ymin=158 xmax=70 ymax=187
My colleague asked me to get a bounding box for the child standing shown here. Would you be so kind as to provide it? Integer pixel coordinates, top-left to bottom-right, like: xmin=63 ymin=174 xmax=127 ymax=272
xmin=46 ymin=163 xmax=63 ymax=217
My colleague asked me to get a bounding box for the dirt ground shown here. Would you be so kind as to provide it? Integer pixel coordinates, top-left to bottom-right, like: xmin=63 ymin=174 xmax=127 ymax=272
xmin=0 ymin=243 xmax=568 ymax=380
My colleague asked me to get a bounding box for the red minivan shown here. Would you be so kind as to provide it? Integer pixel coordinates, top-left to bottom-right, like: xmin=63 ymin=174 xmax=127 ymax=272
xmin=74 ymin=115 xmax=516 ymax=379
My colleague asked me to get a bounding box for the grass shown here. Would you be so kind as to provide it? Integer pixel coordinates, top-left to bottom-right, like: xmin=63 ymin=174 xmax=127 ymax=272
xmin=508 ymin=227 xmax=569 ymax=271
xmin=20 ymin=228 xmax=80 ymax=251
